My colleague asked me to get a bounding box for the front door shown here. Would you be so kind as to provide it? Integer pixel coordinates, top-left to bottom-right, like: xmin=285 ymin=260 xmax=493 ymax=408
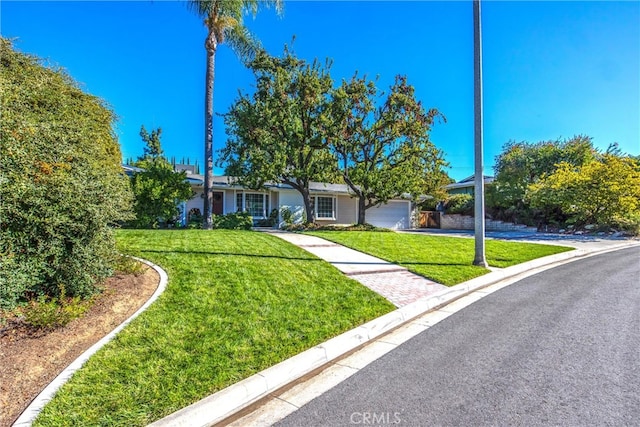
xmin=212 ymin=191 xmax=224 ymax=215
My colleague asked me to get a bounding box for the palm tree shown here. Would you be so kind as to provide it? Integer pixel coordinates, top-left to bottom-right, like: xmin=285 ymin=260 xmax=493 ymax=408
xmin=187 ymin=0 xmax=283 ymax=229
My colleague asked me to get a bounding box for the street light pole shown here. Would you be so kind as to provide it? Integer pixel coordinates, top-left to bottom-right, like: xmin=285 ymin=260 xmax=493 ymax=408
xmin=473 ymin=0 xmax=488 ymax=267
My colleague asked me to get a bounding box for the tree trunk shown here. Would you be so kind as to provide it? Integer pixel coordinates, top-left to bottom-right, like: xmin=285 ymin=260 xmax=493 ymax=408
xmin=301 ymin=187 xmax=315 ymax=224
xmin=203 ymin=40 xmax=216 ymax=230
xmin=357 ymin=197 xmax=367 ymax=225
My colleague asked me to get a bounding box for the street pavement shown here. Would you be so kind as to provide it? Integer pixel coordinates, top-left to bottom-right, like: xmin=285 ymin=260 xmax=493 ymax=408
xmin=274 ymin=246 xmax=640 ymax=426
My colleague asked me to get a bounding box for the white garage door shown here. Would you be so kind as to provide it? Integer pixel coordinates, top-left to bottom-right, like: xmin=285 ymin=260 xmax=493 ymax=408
xmin=365 ymin=201 xmax=411 ymax=230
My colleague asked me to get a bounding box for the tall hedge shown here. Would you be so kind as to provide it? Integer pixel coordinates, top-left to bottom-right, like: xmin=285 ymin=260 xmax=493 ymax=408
xmin=0 ymin=38 xmax=133 ymax=309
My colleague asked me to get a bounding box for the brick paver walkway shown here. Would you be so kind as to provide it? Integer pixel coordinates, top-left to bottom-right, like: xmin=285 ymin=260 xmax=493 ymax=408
xmin=265 ymin=231 xmax=447 ymax=307
xmin=347 ymin=270 xmax=445 ymax=307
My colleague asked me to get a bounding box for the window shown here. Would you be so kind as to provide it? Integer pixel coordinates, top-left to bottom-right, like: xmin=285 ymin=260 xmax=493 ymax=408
xmin=236 ymin=192 xmax=269 ymax=218
xmin=312 ymin=196 xmax=336 ymax=219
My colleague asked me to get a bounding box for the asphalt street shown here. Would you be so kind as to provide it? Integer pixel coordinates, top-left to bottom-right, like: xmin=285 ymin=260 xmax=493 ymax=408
xmin=276 ymin=246 xmax=640 ymax=426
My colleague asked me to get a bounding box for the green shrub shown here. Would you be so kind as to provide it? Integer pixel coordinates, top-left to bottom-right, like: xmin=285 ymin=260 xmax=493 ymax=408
xmin=186 ymin=209 xmax=203 ymax=229
xmin=283 ymin=222 xmax=322 ymax=232
xmin=283 ymin=223 xmax=391 ymax=232
xmin=444 ymin=194 xmax=474 ymax=215
xmin=127 ymin=128 xmax=194 ymax=229
xmin=254 ymin=209 xmax=279 ymax=227
xmin=213 ymin=212 xmax=253 ymax=230
xmin=19 ymin=284 xmax=92 ymax=330
xmin=0 ymin=38 xmax=133 ymax=309
xmin=114 ymin=255 xmax=145 ymax=276
xmin=280 ymin=207 xmax=295 ymax=226
xmin=22 ymin=295 xmax=91 ymax=330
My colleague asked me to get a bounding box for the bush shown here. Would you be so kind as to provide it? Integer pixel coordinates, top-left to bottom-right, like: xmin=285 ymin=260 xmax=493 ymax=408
xmin=280 ymin=207 xmax=295 ymax=226
xmin=127 ymin=127 xmax=194 ymax=229
xmin=0 ymin=38 xmax=133 ymax=309
xmin=444 ymin=194 xmax=474 ymax=215
xmin=21 ymin=294 xmax=92 ymax=330
xmin=213 ymin=212 xmax=253 ymax=230
xmin=282 ymin=223 xmax=391 ymax=232
xmin=114 ymin=255 xmax=145 ymax=276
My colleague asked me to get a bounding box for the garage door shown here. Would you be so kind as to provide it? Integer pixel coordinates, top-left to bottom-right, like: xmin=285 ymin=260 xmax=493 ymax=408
xmin=365 ymin=201 xmax=411 ymax=230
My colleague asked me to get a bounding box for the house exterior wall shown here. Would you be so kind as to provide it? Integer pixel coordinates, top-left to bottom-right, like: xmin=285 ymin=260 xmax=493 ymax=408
xmin=336 ymin=195 xmax=357 ymax=225
xmin=185 ymin=188 xmax=240 ymax=216
xmin=270 ymin=190 xmax=279 ymax=217
xmin=182 ymin=184 xmax=411 ymax=230
xmin=224 ymin=190 xmax=236 ymax=214
xmin=278 ymin=190 xmax=306 ymax=226
xmin=447 ymin=186 xmax=474 ymax=196
xmin=185 ymin=188 xmax=204 ymax=216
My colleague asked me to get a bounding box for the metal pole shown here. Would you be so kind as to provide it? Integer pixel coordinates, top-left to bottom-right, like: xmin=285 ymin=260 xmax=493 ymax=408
xmin=473 ymin=0 xmax=488 ymax=267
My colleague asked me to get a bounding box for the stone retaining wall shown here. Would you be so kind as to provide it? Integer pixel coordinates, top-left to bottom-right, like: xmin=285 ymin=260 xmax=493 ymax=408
xmin=436 ymin=213 xmax=538 ymax=233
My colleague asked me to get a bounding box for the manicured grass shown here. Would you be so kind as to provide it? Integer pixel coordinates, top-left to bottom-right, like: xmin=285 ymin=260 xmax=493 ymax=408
xmin=307 ymin=231 xmax=573 ymax=285
xmin=34 ymin=230 xmax=394 ymax=426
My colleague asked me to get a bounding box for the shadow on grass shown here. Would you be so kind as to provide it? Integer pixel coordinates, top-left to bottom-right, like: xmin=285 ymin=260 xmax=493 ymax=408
xmin=394 ymin=261 xmax=485 ymax=267
xmin=133 ymin=249 xmax=323 ymax=262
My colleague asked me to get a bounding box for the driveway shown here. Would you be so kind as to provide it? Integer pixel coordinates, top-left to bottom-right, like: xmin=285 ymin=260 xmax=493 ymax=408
xmin=402 ymin=228 xmax=638 ymax=251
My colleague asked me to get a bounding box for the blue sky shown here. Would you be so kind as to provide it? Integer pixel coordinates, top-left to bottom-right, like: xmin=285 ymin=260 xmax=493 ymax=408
xmin=2 ymin=0 xmax=638 ymax=181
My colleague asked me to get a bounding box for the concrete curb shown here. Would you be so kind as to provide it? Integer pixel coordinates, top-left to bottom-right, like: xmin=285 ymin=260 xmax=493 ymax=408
xmin=12 ymin=257 xmax=169 ymax=427
xmin=150 ymin=240 xmax=639 ymax=427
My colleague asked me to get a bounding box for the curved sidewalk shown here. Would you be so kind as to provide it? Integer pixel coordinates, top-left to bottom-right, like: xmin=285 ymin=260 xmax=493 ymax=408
xmin=266 ymin=230 xmax=447 ymax=307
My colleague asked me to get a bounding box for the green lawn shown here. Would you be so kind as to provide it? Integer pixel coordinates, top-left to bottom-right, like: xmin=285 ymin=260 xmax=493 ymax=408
xmin=307 ymin=231 xmax=573 ymax=285
xmin=34 ymin=230 xmax=394 ymax=426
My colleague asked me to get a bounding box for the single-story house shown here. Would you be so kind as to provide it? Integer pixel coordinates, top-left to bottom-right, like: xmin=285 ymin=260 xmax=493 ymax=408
xmin=443 ymin=174 xmax=494 ymax=195
xmin=173 ymin=168 xmax=413 ymax=230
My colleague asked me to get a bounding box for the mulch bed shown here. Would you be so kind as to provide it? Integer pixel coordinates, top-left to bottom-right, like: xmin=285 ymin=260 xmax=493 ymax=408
xmin=0 ymin=267 xmax=160 ymax=426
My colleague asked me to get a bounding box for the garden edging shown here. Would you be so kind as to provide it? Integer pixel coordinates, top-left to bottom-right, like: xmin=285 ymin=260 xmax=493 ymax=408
xmin=12 ymin=257 xmax=168 ymax=427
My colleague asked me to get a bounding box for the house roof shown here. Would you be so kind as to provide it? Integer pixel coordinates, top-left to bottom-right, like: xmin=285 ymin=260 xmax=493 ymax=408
xmin=443 ymin=174 xmax=494 ymax=190
xmin=186 ymin=174 xmax=355 ymax=195
xmin=123 ymin=164 xmax=412 ymax=198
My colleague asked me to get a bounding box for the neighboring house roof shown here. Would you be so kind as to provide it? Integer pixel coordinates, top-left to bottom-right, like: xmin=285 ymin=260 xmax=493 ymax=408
xmin=443 ymin=174 xmax=494 ymax=191
xmin=122 ymin=164 xmax=145 ymax=176
xmin=174 ymin=164 xmax=198 ymax=175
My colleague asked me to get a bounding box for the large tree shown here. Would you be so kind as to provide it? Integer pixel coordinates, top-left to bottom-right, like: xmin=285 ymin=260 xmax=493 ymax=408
xmin=220 ymin=48 xmax=337 ymax=223
xmin=188 ymin=0 xmax=282 ymax=229
xmin=328 ymin=75 xmax=448 ymax=225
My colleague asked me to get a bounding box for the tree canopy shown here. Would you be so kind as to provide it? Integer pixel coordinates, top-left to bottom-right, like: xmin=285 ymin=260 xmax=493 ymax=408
xmin=491 ymin=135 xmax=598 ymax=210
xmin=220 ymin=48 xmax=447 ymax=224
xmin=220 ymin=48 xmax=337 ymax=223
xmin=329 ymin=74 xmax=448 ymax=224
xmin=529 ymin=154 xmax=640 ymax=232
xmin=488 ymin=135 xmax=640 ymax=233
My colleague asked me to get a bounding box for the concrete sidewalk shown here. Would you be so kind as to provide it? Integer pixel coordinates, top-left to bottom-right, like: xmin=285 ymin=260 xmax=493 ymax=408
xmin=267 ymin=230 xmax=447 ymax=307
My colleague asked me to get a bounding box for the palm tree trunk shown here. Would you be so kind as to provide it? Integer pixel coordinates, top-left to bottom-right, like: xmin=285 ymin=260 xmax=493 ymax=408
xmin=203 ymin=43 xmax=216 ymax=230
